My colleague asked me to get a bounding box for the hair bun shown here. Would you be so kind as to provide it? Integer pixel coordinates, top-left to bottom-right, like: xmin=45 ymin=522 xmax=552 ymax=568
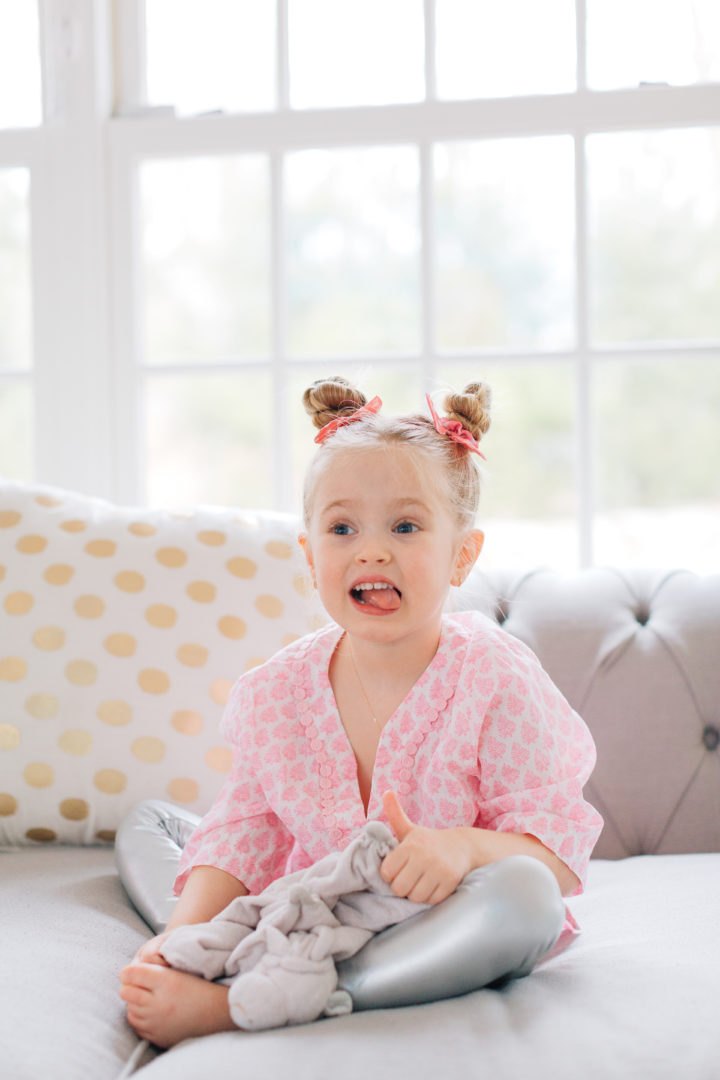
xmin=443 ymin=382 xmax=492 ymax=443
xmin=303 ymin=377 xmax=367 ymax=431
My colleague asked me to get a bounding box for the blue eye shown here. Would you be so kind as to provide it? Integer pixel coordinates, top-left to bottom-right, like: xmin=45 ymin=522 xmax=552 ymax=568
xmin=394 ymin=521 xmax=419 ymax=534
xmin=330 ymin=523 xmax=355 ymax=535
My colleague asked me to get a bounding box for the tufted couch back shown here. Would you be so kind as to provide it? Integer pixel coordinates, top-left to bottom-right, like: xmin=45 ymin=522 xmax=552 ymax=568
xmin=456 ymin=567 xmax=720 ymax=859
xmin=1 ymin=480 xmax=718 ymax=860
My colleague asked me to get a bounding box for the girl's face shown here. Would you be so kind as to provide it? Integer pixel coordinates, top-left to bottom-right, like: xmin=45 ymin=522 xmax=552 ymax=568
xmin=300 ymin=445 xmax=483 ymax=652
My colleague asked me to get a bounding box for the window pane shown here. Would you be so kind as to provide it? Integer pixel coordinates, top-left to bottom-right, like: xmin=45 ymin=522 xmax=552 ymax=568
xmin=0 ymin=169 xmax=32 ymax=370
xmin=140 ymin=156 xmax=271 ymax=364
xmin=588 ymin=0 xmax=720 ymax=90
xmin=0 ymin=0 xmax=41 ymax=128
xmin=286 ymin=147 xmax=421 ymax=357
xmin=593 ymin=358 xmax=720 ymax=570
xmin=145 ymin=0 xmax=275 ymax=114
xmin=435 ymin=139 xmax=575 ymax=351
xmin=589 ymin=128 xmax=720 ymax=344
xmin=289 ymin=0 xmax=424 ymax=108
xmin=0 ymin=382 xmax=33 ymax=480
xmin=287 ymin=366 xmax=423 ymax=517
xmin=441 ymin=361 xmax=578 ymax=569
xmin=144 ymin=372 xmax=274 ymax=508
xmin=436 ymin=0 xmax=576 ymax=100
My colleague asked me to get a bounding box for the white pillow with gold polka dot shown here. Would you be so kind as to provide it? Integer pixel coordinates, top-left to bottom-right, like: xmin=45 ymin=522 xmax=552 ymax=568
xmin=0 ymin=479 xmax=328 ymax=847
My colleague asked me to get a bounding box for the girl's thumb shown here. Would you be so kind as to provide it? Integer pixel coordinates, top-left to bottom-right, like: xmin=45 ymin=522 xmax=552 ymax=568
xmin=382 ymin=789 xmax=414 ymax=841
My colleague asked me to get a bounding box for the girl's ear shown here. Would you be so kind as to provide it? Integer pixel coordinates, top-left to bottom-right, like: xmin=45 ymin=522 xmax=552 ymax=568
xmin=297 ymin=532 xmax=311 ymax=565
xmin=451 ymin=529 xmax=484 ymax=587
xmin=297 ymin=533 xmax=317 ymax=587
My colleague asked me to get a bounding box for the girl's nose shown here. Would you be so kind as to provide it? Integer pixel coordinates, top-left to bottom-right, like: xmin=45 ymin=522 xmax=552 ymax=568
xmin=356 ymin=534 xmax=391 ymax=564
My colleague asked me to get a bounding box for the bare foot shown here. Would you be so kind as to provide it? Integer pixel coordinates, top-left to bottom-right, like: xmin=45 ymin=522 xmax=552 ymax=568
xmin=119 ymin=963 xmax=236 ymax=1048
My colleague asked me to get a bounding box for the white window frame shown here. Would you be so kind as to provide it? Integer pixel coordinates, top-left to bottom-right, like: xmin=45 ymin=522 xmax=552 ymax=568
xmin=6 ymin=0 xmax=720 ymax=567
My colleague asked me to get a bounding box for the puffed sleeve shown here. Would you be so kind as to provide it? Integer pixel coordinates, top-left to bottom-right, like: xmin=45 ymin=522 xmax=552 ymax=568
xmin=474 ymin=637 xmax=603 ymax=895
xmin=174 ymin=674 xmax=294 ymax=896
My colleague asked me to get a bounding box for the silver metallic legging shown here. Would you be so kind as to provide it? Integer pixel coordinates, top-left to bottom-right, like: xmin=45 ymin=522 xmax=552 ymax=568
xmin=115 ymin=800 xmax=566 ymax=1011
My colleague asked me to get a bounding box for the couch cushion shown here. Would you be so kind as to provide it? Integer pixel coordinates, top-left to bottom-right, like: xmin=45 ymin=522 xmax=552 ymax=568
xmin=131 ymin=853 xmax=720 ymax=1080
xmin=0 ymin=480 xmax=325 ymax=847
xmin=0 ymin=847 xmax=158 ymax=1080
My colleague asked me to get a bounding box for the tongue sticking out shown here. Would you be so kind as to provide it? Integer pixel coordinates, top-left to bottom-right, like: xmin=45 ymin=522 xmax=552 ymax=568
xmin=355 ymin=586 xmax=401 ymax=612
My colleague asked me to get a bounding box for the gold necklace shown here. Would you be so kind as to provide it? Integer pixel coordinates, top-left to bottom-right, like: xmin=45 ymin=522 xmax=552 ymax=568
xmin=346 ymin=639 xmax=381 ymax=729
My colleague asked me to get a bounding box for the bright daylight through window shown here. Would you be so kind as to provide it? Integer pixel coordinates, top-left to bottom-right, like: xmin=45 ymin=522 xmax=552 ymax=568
xmin=0 ymin=0 xmax=719 ymax=571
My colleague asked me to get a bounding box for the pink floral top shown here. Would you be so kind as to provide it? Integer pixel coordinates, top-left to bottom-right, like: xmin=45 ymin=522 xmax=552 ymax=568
xmin=175 ymin=612 xmax=603 ymax=900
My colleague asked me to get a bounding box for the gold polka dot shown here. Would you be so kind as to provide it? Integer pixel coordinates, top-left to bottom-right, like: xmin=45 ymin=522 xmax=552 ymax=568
xmin=265 ymin=540 xmax=292 ymax=559
xmin=65 ymin=659 xmax=97 ymax=686
xmin=25 ymin=693 xmax=59 ymax=719
xmin=132 ymin=736 xmax=166 ymax=763
xmin=58 ymin=729 xmax=92 ymax=755
xmin=156 ymin=546 xmax=187 ymax=568
xmin=145 ymin=604 xmax=177 ymax=629
xmin=0 ymin=793 xmax=18 ymax=815
xmin=44 ymin=564 xmax=74 ymax=585
xmin=294 ymin=573 xmax=313 ymax=597
xmin=245 ymin=656 xmax=268 ymax=670
xmin=206 ymin=746 xmax=233 ymax=772
xmin=114 ymin=570 xmax=146 ymax=593
xmin=60 ymin=797 xmax=89 ymax=821
xmin=128 ymin=521 xmax=157 ymax=537
xmin=282 ymin=633 xmax=300 ymax=647
xmin=0 ymin=657 xmax=27 ymax=682
xmin=167 ymin=778 xmax=199 ymax=804
xmin=26 ymin=827 xmax=57 ymax=843
xmin=0 ymin=565 xmax=5 ymax=582
xmin=94 ymin=769 xmax=127 ymax=794
xmin=104 ymin=633 xmax=137 ymax=658
xmin=218 ymin=615 xmax=246 ymax=640
xmin=171 ymin=710 xmax=204 ymax=735
xmin=4 ymin=591 xmax=35 ymax=615
xmin=308 ymin=614 xmax=329 ymax=631
xmin=24 ymin=762 xmax=54 ymax=788
xmin=0 ymin=723 xmax=20 ymax=751
xmin=33 ymin=626 xmax=66 ymax=651
xmin=226 ymin=557 xmax=257 ymax=579
xmin=74 ymin=594 xmax=105 ymax=618
xmin=177 ymin=643 xmax=208 ymax=667
xmin=96 ymin=829 xmax=116 ymax=842
xmin=97 ymin=699 xmax=132 ymax=726
xmin=0 ymin=510 xmax=21 ymax=528
xmin=60 ymin=519 xmax=87 ymax=533
xmin=198 ymin=530 xmax=227 ymax=547
xmin=187 ymin=580 xmax=216 ymax=603
xmin=36 ymin=494 xmax=63 ymax=507
xmin=209 ymin=679 xmax=233 ymax=706
xmin=255 ymin=594 xmax=284 ymax=618
xmin=85 ymin=539 xmax=117 ymax=558
xmin=16 ymin=534 xmax=48 ymax=555
xmin=138 ymin=668 xmax=170 ymax=694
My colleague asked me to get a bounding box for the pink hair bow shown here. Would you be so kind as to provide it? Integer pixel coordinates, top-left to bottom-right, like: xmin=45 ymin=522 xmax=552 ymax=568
xmin=426 ymin=394 xmax=486 ymax=459
xmin=314 ymin=396 xmax=383 ymax=444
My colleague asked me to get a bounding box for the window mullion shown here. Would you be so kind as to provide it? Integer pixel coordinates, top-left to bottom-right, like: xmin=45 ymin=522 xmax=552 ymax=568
xmin=574 ymin=132 xmax=594 ymax=567
xmin=32 ymin=0 xmax=115 ymax=498
xmin=270 ymin=150 xmax=290 ymax=510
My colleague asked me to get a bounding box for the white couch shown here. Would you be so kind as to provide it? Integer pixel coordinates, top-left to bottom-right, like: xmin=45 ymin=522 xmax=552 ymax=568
xmin=1 ymin=478 xmax=719 ymax=1080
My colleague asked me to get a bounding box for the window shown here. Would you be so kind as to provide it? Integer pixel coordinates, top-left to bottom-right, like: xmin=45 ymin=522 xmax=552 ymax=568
xmin=3 ymin=1 xmax=719 ymax=571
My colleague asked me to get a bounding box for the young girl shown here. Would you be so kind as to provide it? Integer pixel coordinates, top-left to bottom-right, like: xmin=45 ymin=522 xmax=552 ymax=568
xmin=118 ymin=377 xmax=603 ymax=1047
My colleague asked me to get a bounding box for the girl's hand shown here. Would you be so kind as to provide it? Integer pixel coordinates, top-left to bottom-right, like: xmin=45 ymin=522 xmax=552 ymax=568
xmin=380 ymin=790 xmax=474 ymax=905
xmin=132 ymin=930 xmax=172 ymax=966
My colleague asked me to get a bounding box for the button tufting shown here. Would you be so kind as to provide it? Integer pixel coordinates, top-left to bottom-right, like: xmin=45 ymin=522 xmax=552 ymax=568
xmin=702 ymin=725 xmax=720 ymax=751
xmin=634 ymin=605 xmax=650 ymax=626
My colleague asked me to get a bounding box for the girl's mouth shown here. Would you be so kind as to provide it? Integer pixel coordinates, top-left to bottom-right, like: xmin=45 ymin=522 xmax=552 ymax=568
xmin=350 ymin=582 xmax=402 ymax=613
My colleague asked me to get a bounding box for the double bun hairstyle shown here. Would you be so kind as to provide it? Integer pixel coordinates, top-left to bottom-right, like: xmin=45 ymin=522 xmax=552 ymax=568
xmin=302 ymin=376 xmax=492 ymax=530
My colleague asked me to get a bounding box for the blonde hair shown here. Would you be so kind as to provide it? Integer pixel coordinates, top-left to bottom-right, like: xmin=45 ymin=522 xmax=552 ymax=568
xmin=302 ymin=376 xmax=492 ymax=530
